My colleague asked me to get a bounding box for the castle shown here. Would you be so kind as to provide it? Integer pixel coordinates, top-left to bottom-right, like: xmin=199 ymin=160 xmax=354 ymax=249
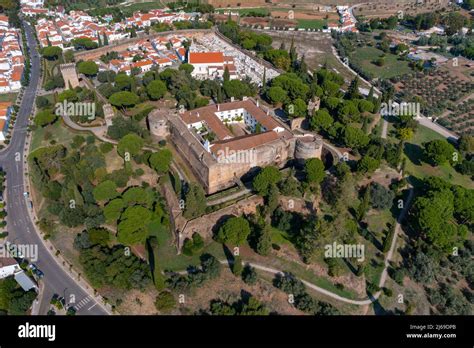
xmin=148 ymin=98 xmax=322 ymax=194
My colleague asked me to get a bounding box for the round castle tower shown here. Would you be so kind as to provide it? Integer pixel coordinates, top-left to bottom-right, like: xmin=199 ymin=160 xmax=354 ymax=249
xmin=294 ymin=135 xmax=323 ymax=164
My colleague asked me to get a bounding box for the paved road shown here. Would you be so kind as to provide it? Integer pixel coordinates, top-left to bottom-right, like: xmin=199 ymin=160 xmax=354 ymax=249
xmin=0 ymin=20 xmax=107 ymax=315
xmin=381 ymin=117 xmax=388 ymax=139
xmin=417 ymin=116 xmax=459 ymax=141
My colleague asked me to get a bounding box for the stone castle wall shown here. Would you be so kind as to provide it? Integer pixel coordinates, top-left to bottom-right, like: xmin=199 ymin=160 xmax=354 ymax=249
xmin=74 ymin=29 xmax=212 ymax=62
xmin=207 ymin=137 xmax=295 ymax=193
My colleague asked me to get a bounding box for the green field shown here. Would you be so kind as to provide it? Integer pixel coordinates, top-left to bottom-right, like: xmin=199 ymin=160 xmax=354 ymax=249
xmin=152 ymin=225 xmax=225 ymax=271
xmin=297 ymin=19 xmax=327 ymax=30
xmin=216 ymin=8 xmax=269 ymax=16
xmin=351 ymin=46 xmax=412 ymax=79
xmin=120 ymin=1 xmax=164 ymax=13
xmin=30 ymin=120 xmax=93 ymax=152
xmin=403 ymin=125 xmax=473 ymax=189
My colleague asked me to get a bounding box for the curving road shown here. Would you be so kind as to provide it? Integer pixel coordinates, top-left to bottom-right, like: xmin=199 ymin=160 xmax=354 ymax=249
xmin=0 ymin=20 xmax=108 ymax=315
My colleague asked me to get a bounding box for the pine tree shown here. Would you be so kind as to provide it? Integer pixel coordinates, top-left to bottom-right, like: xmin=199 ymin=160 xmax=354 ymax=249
xmin=256 ymin=224 xmax=272 ymax=256
xmin=356 ymin=185 xmax=370 ymax=222
xmin=289 ymin=36 xmax=297 ymax=66
xmin=46 ymin=35 xmax=51 ymax=46
xmin=223 ymin=66 xmax=230 ymax=82
xmin=266 ymin=184 xmax=279 ymax=216
xmin=346 ymin=76 xmax=360 ymax=99
xmin=232 ymin=255 xmax=243 ymax=276
xmin=103 ymin=33 xmax=108 ymax=46
xmin=216 ymin=85 xmax=223 ymax=103
xmin=367 ymin=86 xmax=374 ymax=103
xmin=97 ymin=33 xmax=102 ymax=47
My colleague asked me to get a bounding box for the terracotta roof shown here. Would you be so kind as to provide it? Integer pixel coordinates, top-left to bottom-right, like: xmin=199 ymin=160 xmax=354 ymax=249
xmin=11 ymin=66 xmax=23 ymax=81
xmin=133 ymin=59 xmax=153 ymax=68
xmin=156 ymin=57 xmax=171 ymax=65
xmin=181 ymin=99 xmax=285 ymax=142
xmin=0 ymin=257 xmax=17 ymax=267
xmin=210 ymin=130 xmax=281 ymax=156
xmin=181 ymin=109 xmax=232 ymax=140
xmin=188 ymin=52 xmax=224 ymax=64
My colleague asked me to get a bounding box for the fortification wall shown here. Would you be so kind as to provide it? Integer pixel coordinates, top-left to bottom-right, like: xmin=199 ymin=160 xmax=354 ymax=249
xmin=207 ymin=137 xmax=295 ymax=193
xmin=74 ymin=29 xmax=212 ymax=61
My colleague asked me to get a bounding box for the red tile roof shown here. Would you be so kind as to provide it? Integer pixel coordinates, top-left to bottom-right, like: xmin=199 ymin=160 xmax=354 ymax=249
xmin=188 ymin=52 xmax=224 ymax=64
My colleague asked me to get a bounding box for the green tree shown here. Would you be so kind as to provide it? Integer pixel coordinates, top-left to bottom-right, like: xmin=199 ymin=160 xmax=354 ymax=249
xmin=423 ymin=139 xmax=456 ymax=166
xmin=117 ymin=133 xmax=144 ymax=158
xmin=103 ymin=198 xmax=124 ymax=222
xmin=343 ymin=126 xmax=370 ymax=149
xmin=356 ymin=185 xmax=370 ymax=221
xmin=357 ymin=155 xmax=380 ymax=174
xmin=77 ymin=61 xmax=98 ymax=76
xmin=266 ymin=86 xmax=287 ymax=105
xmin=369 ymin=182 xmax=394 ymax=210
xmin=256 ymin=224 xmax=272 ymax=256
xmin=148 ymin=149 xmax=172 ymax=174
xmin=34 ymin=110 xmax=57 ymax=127
xmin=146 ymin=80 xmax=167 ymax=100
xmin=310 ymin=109 xmax=333 ymax=132
xmin=216 ymin=216 xmax=251 ymax=246
xmin=305 ymin=158 xmax=325 ymax=186
xmin=93 ymin=180 xmax=119 ymax=202
xmin=41 ymin=46 xmax=62 ymax=60
xmin=117 ymin=206 xmax=152 ymax=245
xmin=252 ymin=166 xmax=282 ymax=196
xmin=109 ymin=91 xmax=140 ymax=109
xmin=183 ymin=184 xmax=206 ymax=219
xmin=232 ymin=255 xmax=243 ymax=276
xmin=242 ymin=265 xmax=257 ymax=285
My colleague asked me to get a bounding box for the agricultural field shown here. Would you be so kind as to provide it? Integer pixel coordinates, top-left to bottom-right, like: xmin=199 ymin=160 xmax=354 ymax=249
xmin=353 ymin=0 xmax=450 ymax=18
xmin=394 ymin=63 xmax=474 ymax=135
xmin=350 ymin=46 xmax=412 ymax=80
xmin=296 ymin=19 xmax=327 ymax=30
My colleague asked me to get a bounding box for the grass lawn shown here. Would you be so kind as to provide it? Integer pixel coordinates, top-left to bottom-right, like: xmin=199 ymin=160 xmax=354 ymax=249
xmin=151 ymin=225 xmax=225 ymax=271
xmin=270 ymin=227 xmax=294 ymax=246
xmin=350 ymin=46 xmax=412 ymax=79
xmin=297 ymin=19 xmax=327 ymax=30
xmin=30 ymin=121 xmax=92 ymax=152
xmin=403 ymin=125 xmax=473 ymax=189
xmin=365 ymin=209 xmax=393 ymax=238
xmin=0 ymin=93 xmax=18 ymax=103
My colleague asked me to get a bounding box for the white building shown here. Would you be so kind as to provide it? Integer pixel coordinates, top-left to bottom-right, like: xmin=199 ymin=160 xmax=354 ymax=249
xmin=20 ymin=0 xmax=44 ymax=8
xmin=0 ymin=257 xmax=21 ymax=279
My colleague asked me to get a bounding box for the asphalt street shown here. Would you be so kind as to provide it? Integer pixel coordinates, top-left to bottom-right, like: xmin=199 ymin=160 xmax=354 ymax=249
xmin=0 ymin=20 xmax=107 ymax=315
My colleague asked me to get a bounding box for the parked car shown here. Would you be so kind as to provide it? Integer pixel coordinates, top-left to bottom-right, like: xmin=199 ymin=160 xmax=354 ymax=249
xmin=28 ymin=264 xmax=44 ymax=278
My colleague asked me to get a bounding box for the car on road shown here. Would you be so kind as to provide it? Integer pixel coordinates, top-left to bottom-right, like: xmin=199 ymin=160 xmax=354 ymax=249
xmin=28 ymin=264 xmax=44 ymax=278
